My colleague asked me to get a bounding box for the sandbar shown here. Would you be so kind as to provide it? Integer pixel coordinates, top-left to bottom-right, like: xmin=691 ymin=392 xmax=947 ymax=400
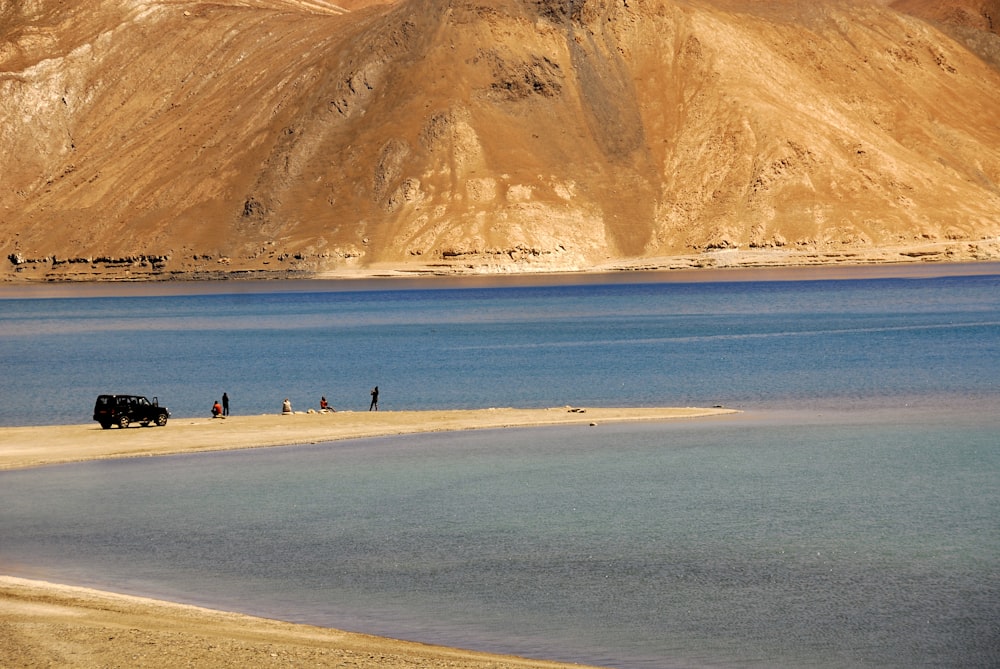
xmin=0 ymin=406 xmax=735 ymax=471
xmin=0 ymin=406 xmax=735 ymax=668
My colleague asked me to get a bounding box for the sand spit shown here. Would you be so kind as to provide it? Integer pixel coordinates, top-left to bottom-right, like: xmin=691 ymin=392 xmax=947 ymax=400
xmin=0 ymin=406 xmax=736 ymax=471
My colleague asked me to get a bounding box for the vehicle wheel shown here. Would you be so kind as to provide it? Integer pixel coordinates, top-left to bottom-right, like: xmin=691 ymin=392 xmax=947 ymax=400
xmin=100 ymin=422 xmax=111 ymax=430
xmin=118 ymin=415 xmax=130 ymax=429
xmin=156 ymin=414 xmax=168 ymax=427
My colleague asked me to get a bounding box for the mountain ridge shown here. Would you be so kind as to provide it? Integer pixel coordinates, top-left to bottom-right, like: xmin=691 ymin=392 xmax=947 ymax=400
xmin=2 ymin=0 xmax=999 ymax=282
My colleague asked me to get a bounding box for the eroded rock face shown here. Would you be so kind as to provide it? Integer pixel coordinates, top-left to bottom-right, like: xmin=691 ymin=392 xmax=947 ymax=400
xmin=2 ymin=0 xmax=999 ymax=282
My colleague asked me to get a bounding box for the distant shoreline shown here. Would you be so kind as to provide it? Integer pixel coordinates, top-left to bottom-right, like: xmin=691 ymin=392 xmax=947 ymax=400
xmin=2 ymin=258 xmax=998 ymax=300
xmin=4 ymin=241 xmax=1000 ymax=290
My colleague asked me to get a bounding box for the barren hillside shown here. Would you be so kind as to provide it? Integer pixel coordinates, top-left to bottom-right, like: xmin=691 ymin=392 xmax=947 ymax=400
xmin=2 ymin=0 xmax=999 ymax=281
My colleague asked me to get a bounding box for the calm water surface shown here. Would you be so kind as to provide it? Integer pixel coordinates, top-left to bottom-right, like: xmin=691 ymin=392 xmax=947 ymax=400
xmin=2 ymin=271 xmax=999 ymax=423
xmin=1 ymin=271 xmax=999 ymax=668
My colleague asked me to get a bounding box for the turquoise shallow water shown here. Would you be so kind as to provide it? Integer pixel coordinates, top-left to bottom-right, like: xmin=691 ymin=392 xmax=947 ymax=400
xmin=1 ymin=409 xmax=997 ymax=668
xmin=1 ymin=272 xmax=999 ymax=667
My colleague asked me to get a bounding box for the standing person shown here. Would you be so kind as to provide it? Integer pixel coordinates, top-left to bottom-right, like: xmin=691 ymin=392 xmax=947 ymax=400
xmin=222 ymin=392 xmax=229 ymax=416
xmin=369 ymin=386 xmax=379 ymax=411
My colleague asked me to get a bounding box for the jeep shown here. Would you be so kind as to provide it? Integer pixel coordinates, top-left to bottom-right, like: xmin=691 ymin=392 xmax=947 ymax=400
xmin=93 ymin=394 xmax=170 ymax=429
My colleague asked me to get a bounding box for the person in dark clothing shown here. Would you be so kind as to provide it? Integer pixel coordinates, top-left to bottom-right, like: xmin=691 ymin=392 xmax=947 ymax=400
xmin=222 ymin=392 xmax=229 ymax=416
xmin=369 ymin=386 xmax=379 ymax=411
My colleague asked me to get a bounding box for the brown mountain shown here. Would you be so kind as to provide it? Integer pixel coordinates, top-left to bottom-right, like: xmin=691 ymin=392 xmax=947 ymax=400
xmin=2 ymin=0 xmax=999 ymax=282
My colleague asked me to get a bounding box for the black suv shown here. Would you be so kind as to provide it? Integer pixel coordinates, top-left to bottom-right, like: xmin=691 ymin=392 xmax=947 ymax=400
xmin=93 ymin=394 xmax=170 ymax=429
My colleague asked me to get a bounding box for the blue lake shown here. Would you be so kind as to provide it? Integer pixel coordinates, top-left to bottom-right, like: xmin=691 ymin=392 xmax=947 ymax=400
xmin=2 ymin=269 xmax=999 ymax=423
xmin=1 ymin=268 xmax=999 ymax=667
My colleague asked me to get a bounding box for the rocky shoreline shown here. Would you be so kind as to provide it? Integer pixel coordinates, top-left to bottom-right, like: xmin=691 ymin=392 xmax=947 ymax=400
xmin=4 ymin=240 xmax=1000 ymax=284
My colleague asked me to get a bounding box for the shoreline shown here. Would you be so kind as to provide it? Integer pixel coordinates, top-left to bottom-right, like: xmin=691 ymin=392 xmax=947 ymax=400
xmin=0 ymin=575 xmax=600 ymax=669
xmin=0 ymin=407 xmax=734 ymax=668
xmin=2 ymin=257 xmax=999 ymax=299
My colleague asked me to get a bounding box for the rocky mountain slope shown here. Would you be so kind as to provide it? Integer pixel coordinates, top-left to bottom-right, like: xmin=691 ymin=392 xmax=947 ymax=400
xmin=2 ymin=0 xmax=999 ymax=281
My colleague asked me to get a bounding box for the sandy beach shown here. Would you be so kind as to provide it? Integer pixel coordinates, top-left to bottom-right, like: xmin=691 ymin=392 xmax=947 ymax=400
xmin=0 ymin=574 xmax=601 ymax=669
xmin=0 ymin=406 xmax=735 ymax=668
